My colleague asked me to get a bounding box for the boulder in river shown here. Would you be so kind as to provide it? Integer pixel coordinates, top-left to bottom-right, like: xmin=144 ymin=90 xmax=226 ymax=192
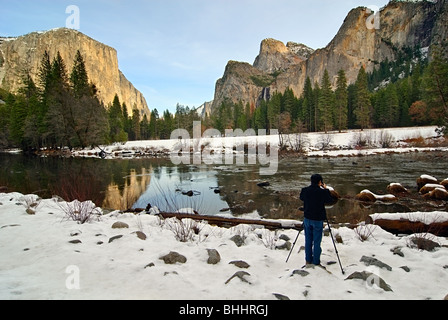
xmin=387 ymin=183 xmax=409 ymax=195
xmin=417 ymin=174 xmax=438 ymax=190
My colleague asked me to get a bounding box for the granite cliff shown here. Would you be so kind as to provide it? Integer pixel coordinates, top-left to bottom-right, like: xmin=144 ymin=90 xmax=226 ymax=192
xmin=211 ymin=0 xmax=448 ymax=112
xmin=0 ymin=28 xmax=150 ymax=117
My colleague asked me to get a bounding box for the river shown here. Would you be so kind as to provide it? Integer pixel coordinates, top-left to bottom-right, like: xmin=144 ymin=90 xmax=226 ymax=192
xmin=0 ymin=151 xmax=447 ymax=224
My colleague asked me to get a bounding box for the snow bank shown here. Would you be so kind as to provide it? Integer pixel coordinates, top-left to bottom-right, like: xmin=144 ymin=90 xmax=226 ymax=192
xmin=70 ymin=126 xmax=447 ymax=160
xmin=1 ymin=192 xmax=447 ymax=301
xmin=370 ymin=211 xmax=448 ymax=225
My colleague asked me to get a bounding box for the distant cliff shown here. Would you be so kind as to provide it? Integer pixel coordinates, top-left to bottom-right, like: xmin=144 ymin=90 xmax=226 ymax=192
xmin=0 ymin=28 xmax=150 ymax=117
xmin=211 ymin=0 xmax=448 ymax=112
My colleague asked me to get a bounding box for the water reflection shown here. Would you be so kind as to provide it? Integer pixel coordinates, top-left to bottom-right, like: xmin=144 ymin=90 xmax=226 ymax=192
xmin=132 ymin=165 xmax=229 ymax=215
xmin=103 ymin=168 xmax=152 ymax=211
xmin=1 ymin=152 xmax=447 ymax=224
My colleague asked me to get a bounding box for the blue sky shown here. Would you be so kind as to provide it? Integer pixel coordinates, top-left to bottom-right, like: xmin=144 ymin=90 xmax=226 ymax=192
xmin=1 ymin=0 xmax=389 ymax=113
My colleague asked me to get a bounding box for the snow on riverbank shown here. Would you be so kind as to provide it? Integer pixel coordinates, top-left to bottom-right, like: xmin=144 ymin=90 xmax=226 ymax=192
xmin=1 ymin=192 xmax=447 ymax=300
xmin=69 ymin=125 xmax=447 ymax=160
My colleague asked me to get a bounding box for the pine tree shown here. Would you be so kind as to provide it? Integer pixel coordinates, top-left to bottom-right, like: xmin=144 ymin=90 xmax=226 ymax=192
xmin=38 ymin=51 xmax=52 ymax=99
xmin=131 ymin=109 xmax=141 ymax=141
xmin=372 ymin=89 xmax=386 ymax=127
xmin=267 ymin=92 xmax=282 ymax=129
xmin=108 ymin=94 xmax=127 ymax=142
xmin=318 ymin=70 xmax=334 ymax=133
xmin=70 ymin=51 xmax=109 ymax=148
xmin=234 ymin=101 xmax=247 ymax=130
xmin=354 ymin=66 xmax=372 ymax=130
xmin=20 ymin=74 xmax=42 ymax=149
xmin=45 ymin=51 xmax=71 ymax=148
xmin=140 ymin=114 xmax=149 ymax=140
xmin=70 ymin=50 xmax=89 ymax=98
xmin=282 ymin=88 xmax=296 ymax=116
xmin=232 ymin=101 xmax=243 ymax=129
xmin=160 ymin=109 xmax=174 ymax=139
xmin=386 ymin=84 xmax=400 ymax=127
xmin=410 ymin=62 xmax=423 ymax=103
xmin=334 ymin=70 xmax=348 ymax=132
xmin=8 ymin=94 xmax=27 ymax=146
xmin=422 ymin=46 xmax=448 ymax=132
xmin=51 ymin=52 xmax=69 ymax=91
xmin=313 ymin=81 xmax=321 ymax=132
xmin=245 ymin=102 xmax=252 ymax=130
xmin=347 ymin=84 xmax=357 ymax=129
xmin=254 ymin=100 xmax=268 ymax=131
xmin=302 ymin=77 xmax=314 ymax=132
xmin=149 ymin=109 xmax=159 ymax=139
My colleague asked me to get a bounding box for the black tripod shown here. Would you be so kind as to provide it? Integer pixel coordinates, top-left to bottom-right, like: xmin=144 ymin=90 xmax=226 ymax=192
xmin=286 ymin=221 xmax=345 ymax=275
xmin=326 ymin=219 xmax=345 ymax=275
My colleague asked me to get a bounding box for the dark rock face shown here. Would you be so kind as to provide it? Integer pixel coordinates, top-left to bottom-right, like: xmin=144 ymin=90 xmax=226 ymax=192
xmin=211 ymin=1 xmax=448 ymax=113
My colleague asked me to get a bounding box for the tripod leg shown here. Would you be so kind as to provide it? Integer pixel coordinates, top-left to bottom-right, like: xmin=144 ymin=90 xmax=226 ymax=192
xmin=286 ymin=230 xmax=301 ymax=263
xmin=326 ymin=220 xmax=345 ymax=275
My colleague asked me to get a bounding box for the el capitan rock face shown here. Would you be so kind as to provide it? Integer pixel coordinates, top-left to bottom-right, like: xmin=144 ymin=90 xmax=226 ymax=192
xmin=0 ymin=28 xmax=150 ymax=117
xmin=211 ymin=0 xmax=448 ymax=112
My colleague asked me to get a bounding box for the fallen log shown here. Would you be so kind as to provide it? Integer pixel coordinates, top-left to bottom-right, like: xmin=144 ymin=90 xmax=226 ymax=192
xmin=366 ymin=216 xmax=448 ymax=237
xmin=157 ymin=212 xmax=303 ymax=231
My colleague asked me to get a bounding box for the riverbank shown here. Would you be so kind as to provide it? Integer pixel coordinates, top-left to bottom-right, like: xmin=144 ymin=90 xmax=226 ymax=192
xmin=28 ymin=126 xmax=446 ymax=160
xmin=1 ymin=126 xmax=446 ymax=160
xmin=1 ymin=191 xmax=447 ymax=301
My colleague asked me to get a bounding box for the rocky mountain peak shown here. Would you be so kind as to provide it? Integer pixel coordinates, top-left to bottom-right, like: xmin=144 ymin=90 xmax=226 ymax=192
xmin=253 ymin=38 xmax=311 ymax=73
xmin=286 ymin=42 xmax=315 ymax=60
xmin=0 ymin=27 xmax=150 ymax=118
xmin=211 ymin=0 xmax=448 ymax=112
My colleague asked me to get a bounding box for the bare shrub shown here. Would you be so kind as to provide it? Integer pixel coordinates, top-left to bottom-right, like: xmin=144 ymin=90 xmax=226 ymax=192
xmin=231 ymin=224 xmax=254 ymax=240
xmin=378 ymin=130 xmax=395 ymax=148
xmin=287 ymin=133 xmax=309 ymax=153
xmin=318 ymin=133 xmax=333 ymax=151
xmin=406 ymin=233 xmax=440 ymax=251
xmin=58 ymin=200 xmax=102 ymax=224
xmin=164 ymin=218 xmax=206 ymax=243
xmin=354 ymin=223 xmax=377 ymax=242
xmin=260 ymin=229 xmax=279 ymax=249
xmin=352 ymin=131 xmax=374 ymax=149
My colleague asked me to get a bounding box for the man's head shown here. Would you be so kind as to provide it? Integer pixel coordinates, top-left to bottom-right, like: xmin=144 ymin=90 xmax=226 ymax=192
xmin=311 ymin=174 xmax=323 ymax=186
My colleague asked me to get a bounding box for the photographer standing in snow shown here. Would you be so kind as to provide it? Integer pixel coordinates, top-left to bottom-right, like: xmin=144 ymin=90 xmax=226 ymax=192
xmin=300 ymin=174 xmax=335 ymax=267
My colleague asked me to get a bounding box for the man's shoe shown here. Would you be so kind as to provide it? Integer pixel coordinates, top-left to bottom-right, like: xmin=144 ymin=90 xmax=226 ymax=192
xmin=302 ymin=262 xmax=313 ymax=269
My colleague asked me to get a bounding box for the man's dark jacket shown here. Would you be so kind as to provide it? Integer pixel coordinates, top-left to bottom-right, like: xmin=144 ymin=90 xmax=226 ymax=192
xmin=300 ymin=185 xmax=334 ymax=221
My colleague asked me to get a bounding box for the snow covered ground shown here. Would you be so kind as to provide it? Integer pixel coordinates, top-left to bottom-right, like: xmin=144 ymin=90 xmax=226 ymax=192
xmin=1 ymin=192 xmax=447 ymax=301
